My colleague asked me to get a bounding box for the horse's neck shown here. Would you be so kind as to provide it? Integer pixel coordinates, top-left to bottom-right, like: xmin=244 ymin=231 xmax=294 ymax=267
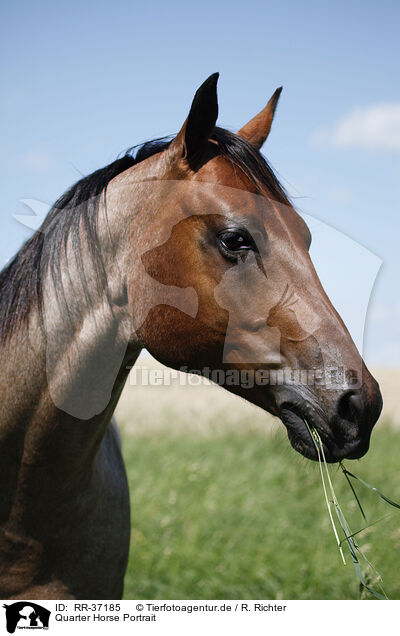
xmin=0 ymin=192 xmax=141 ymax=503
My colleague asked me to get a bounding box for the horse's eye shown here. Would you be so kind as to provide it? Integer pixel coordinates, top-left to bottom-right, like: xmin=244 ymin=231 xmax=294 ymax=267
xmin=217 ymin=229 xmax=257 ymax=255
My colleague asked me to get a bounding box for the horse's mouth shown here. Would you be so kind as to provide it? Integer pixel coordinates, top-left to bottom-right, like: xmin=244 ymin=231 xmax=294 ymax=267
xmin=279 ymin=405 xmax=347 ymax=463
xmin=279 ymin=405 xmax=363 ymax=463
xmin=279 ymin=406 xmax=327 ymax=461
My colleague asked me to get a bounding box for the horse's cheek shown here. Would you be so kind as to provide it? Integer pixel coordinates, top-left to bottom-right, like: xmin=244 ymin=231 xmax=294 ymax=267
xmin=135 ymin=304 xmax=227 ymax=370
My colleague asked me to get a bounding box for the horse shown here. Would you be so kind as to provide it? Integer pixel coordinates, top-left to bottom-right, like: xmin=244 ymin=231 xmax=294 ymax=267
xmin=0 ymin=73 xmax=382 ymax=599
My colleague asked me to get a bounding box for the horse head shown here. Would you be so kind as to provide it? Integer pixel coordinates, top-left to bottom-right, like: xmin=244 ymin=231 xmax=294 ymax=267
xmin=108 ymin=74 xmax=382 ymax=462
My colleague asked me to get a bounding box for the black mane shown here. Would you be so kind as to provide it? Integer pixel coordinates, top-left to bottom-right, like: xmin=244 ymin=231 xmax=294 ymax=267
xmin=0 ymin=128 xmax=289 ymax=341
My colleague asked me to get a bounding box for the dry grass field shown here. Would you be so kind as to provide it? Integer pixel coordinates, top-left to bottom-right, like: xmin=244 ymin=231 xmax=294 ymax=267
xmin=116 ymin=354 xmax=400 ymax=436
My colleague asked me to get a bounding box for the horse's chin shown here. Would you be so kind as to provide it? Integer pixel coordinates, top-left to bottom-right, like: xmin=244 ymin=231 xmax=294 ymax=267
xmin=286 ymin=428 xmax=319 ymax=461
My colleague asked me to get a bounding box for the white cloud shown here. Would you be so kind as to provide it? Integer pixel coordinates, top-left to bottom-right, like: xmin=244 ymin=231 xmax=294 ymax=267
xmin=311 ymin=103 xmax=400 ymax=151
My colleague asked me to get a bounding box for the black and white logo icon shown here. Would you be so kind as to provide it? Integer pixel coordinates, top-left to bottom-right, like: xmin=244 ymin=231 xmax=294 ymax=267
xmin=3 ymin=602 xmax=50 ymax=633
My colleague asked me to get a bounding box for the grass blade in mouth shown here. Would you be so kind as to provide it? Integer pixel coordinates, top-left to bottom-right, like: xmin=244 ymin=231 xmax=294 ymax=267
xmin=341 ymin=468 xmax=367 ymax=522
xmin=339 ymin=465 xmax=400 ymax=510
xmin=338 ymin=512 xmax=393 ymax=545
xmin=304 ymin=421 xmax=346 ymax=564
xmin=304 ymin=422 xmax=388 ymax=599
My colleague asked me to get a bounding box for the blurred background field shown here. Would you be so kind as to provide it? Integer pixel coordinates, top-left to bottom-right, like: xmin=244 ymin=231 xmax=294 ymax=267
xmin=116 ymin=355 xmax=400 ymax=600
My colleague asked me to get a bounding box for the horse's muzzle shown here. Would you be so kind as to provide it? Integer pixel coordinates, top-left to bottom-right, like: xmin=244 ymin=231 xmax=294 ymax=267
xmin=276 ymin=382 xmax=383 ymax=463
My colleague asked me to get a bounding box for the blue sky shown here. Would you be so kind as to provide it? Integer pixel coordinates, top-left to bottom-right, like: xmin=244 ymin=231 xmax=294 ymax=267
xmin=1 ymin=0 xmax=399 ymax=364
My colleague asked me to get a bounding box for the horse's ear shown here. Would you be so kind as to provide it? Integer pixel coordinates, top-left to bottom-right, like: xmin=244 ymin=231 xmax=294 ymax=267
xmin=168 ymin=73 xmax=219 ymax=163
xmin=237 ymin=87 xmax=282 ymax=150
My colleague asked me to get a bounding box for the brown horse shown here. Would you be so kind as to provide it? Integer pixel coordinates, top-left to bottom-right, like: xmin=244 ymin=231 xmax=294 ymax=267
xmin=0 ymin=74 xmax=382 ymax=599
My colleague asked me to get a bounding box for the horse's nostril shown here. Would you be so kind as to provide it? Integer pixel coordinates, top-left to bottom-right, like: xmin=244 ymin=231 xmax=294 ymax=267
xmin=337 ymin=390 xmax=363 ymax=424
